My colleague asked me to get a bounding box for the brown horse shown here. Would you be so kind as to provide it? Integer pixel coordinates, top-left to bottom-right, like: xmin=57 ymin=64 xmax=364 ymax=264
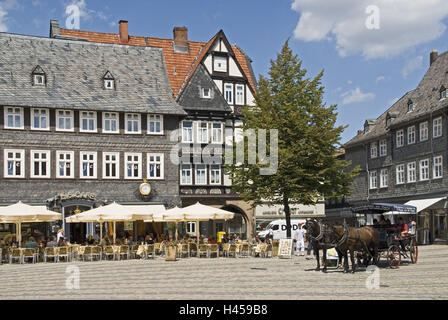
xmin=324 ymin=224 xmax=379 ymax=273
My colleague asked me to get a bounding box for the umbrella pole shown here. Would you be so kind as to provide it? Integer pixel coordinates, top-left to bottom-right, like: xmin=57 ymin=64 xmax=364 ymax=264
xmin=196 ymin=220 xmax=199 ymax=257
xmin=175 ymin=222 xmax=178 ymax=241
xmin=18 ymin=222 xmax=21 ymax=247
xmin=113 ymin=221 xmax=116 ymax=244
xmin=100 ymin=222 xmax=103 ymax=241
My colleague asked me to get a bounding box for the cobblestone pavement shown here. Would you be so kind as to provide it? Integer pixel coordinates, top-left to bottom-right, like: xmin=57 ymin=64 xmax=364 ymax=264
xmin=0 ymin=245 xmax=447 ymax=300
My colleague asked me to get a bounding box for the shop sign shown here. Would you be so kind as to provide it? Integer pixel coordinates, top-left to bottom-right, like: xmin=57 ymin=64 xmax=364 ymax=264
xmin=57 ymin=192 xmax=96 ymax=201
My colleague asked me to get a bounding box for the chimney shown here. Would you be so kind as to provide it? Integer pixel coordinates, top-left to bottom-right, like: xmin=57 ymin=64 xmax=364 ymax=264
xmin=430 ymin=50 xmax=438 ymax=66
xmin=173 ymin=27 xmax=188 ymax=47
xmin=119 ymin=20 xmax=129 ymax=43
xmin=357 ymin=130 xmax=364 ymax=136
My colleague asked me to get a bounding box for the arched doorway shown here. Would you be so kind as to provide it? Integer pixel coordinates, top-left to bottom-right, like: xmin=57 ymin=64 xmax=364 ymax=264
xmin=221 ymin=205 xmax=249 ymax=240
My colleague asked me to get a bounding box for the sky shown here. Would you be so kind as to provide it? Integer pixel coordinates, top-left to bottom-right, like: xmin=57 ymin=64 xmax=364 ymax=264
xmin=1 ymin=0 xmax=448 ymax=144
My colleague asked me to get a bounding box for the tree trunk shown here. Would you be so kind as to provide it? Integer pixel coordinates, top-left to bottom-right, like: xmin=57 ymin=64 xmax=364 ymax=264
xmin=283 ymin=196 xmax=292 ymax=239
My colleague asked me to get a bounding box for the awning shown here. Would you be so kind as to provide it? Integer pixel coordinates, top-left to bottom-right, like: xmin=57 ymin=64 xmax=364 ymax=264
xmin=352 ymin=203 xmax=417 ymax=214
xmin=404 ymin=197 xmax=446 ymax=213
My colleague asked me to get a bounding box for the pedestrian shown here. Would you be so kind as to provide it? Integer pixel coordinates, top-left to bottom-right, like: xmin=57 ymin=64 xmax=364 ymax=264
xmin=293 ymin=224 xmax=306 ymax=256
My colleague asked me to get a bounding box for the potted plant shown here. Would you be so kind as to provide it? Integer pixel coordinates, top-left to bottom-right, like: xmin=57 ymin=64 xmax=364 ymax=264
xmin=165 ymin=241 xmax=178 ymax=261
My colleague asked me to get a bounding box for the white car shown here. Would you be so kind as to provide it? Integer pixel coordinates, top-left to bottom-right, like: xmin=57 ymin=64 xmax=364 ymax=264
xmin=258 ymin=219 xmax=306 ymax=240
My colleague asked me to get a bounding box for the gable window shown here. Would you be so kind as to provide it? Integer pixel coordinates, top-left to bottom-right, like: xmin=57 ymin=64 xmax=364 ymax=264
xmin=380 ymin=169 xmax=388 ymax=188
xmin=56 ymin=110 xmax=74 ymax=132
xmin=370 ymin=142 xmax=378 ymax=159
xmin=214 ymin=56 xmax=227 ymax=72
xmin=80 ymin=111 xmax=97 ymax=133
xmin=4 ymin=107 xmax=24 ymax=129
xmin=103 ymin=112 xmax=119 ymax=133
xmin=211 ymin=122 xmax=223 ymax=144
xmin=433 ymin=156 xmax=443 ymax=179
xmin=103 ymin=71 xmax=115 ymax=90
xmin=396 ymin=164 xmax=405 ymax=185
xmin=197 ymin=121 xmax=209 ymax=144
xmin=30 ymin=150 xmax=50 ymax=179
xmin=148 ymin=154 xmax=164 ymax=180
xmin=56 ymin=151 xmax=74 ymax=179
xmin=407 ymin=101 xmax=414 ymax=112
xmin=103 ymin=152 xmax=120 ymax=179
xmin=235 ymin=84 xmax=245 ymax=105
xmin=407 ymin=126 xmax=416 ymax=144
xmin=433 ymin=117 xmax=442 ymax=138
xmin=148 ymin=115 xmax=164 ymax=135
xmin=379 ymin=139 xmax=387 ymax=157
xmin=181 ymin=164 xmax=192 ymax=185
xmin=32 ymin=66 xmax=46 ymax=86
xmin=80 ymin=152 xmax=97 ymax=179
xmin=182 ymin=121 xmax=193 ymax=143
xmin=125 ymin=113 xmax=141 ymax=134
xmin=210 ymin=164 xmax=222 ymax=185
xmin=195 ymin=164 xmax=207 ymax=185
xmin=420 ymin=122 xmax=428 ymax=141
xmin=224 ymin=83 xmax=233 ymax=104
xmin=407 ymin=162 xmax=416 ymax=183
xmin=202 ymin=88 xmax=211 ymax=99
xmin=419 ymin=159 xmax=429 ymax=181
xmin=4 ymin=149 xmax=25 ymax=178
xmin=440 ymin=86 xmax=446 ymax=100
xmin=396 ymin=130 xmax=404 ymax=148
xmin=369 ymin=171 xmax=377 ymax=189
xmin=125 ymin=153 xmax=142 ymax=179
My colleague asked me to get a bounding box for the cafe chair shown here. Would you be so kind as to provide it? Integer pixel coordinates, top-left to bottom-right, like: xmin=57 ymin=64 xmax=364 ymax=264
xmin=118 ymin=245 xmax=129 ymax=260
xmin=44 ymin=247 xmax=57 ymax=263
xmin=91 ymin=246 xmax=102 ymax=261
xmin=57 ymin=247 xmax=70 ymax=263
xmin=130 ymin=244 xmax=140 ymax=259
xmin=82 ymin=246 xmax=92 ymax=262
xmin=103 ymin=246 xmax=116 ymax=261
xmin=189 ymin=243 xmax=198 ymax=257
xmin=198 ymin=244 xmax=208 ymax=258
xmin=22 ymin=248 xmax=37 ymax=264
xmin=238 ymin=243 xmax=251 ymax=258
xmin=208 ymin=244 xmax=219 ymax=258
xmin=9 ymin=248 xmax=23 ymax=264
xmin=178 ymin=244 xmax=190 ymax=258
xmin=145 ymin=244 xmax=155 ymax=259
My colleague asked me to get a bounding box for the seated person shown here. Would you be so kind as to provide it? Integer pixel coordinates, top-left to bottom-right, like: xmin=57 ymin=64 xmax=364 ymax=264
xmin=378 ymin=215 xmax=388 ymax=225
xmin=86 ymin=235 xmax=95 ymax=245
xmin=57 ymin=237 xmax=68 ymax=247
xmin=396 ymin=217 xmax=409 ymax=236
xmin=46 ymin=236 xmax=58 ymax=248
xmin=24 ymin=237 xmax=38 ymax=248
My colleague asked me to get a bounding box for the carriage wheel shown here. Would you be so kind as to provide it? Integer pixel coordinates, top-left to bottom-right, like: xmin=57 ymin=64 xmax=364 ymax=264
xmin=387 ymin=245 xmax=401 ymax=269
xmin=410 ymin=238 xmax=418 ymax=264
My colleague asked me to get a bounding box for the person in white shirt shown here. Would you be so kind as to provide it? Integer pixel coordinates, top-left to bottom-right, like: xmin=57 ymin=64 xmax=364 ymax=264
xmin=294 ymin=224 xmax=306 ymax=256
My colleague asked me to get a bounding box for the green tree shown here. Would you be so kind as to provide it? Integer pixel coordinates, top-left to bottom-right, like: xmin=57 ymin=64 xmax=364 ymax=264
xmin=226 ymin=41 xmax=359 ymax=239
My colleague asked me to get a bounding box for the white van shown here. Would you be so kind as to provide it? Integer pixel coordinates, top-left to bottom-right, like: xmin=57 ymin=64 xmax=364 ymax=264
xmin=258 ymin=219 xmax=306 ymax=240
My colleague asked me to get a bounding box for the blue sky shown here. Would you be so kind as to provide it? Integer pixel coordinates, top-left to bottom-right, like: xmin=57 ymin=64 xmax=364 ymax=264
xmin=2 ymin=0 xmax=448 ymax=144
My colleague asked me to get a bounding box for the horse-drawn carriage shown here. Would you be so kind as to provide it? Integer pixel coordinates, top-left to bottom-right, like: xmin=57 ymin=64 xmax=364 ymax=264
xmin=352 ymin=203 xmax=418 ymax=269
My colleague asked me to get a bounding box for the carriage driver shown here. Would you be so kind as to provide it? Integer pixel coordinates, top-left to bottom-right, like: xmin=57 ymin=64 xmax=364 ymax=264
xmin=396 ymin=217 xmax=409 ymax=251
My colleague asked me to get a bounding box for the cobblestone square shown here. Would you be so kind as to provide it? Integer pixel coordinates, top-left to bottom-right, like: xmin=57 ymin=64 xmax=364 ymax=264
xmin=0 ymin=245 xmax=447 ymax=300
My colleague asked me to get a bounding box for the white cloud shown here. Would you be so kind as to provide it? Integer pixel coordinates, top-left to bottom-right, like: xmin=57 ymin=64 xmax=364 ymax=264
xmin=388 ymin=97 xmax=399 ymax=105
xmin=291 ymin=0 xmax=448 ymax=59
xmin=376 ymin=76 xmax=386 ymax=83
xmin=0 ymin=0 xmax=19 ymax=32
xmin=341 ymin=87 xmax=375 ymax=105
xmin=402 ymin=56 xmax=423 ymax=79
xmin=0 ymin=7 xmax=6 ymax=32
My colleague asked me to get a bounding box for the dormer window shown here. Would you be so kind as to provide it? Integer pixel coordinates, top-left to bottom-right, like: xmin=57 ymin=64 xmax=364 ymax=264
xmin=202 ymin=88 xmax=211 ymax=99
xmin=103 ymin=71 xmax=115 ymax=90
xmin=407 ymin=100 xmax=414 ymax=112
xmin=440 ymin=86 xmax=446 ymax=100
xmin=32 ymin=66 xmax=46 ymax=86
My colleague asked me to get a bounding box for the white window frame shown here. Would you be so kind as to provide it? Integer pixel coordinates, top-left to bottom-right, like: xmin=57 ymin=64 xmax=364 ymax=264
xmin=224 ymin=83 xmax=234 ymax=105
xmin=102 ymin=112 xmax=119 ymax=134
xmin=419 ymin=159 xmax=429 ymax=181
xmin=407 ymin=162 xmax=416 ymax=183
xmin=379 ymin=139 xmax=387 ymax=157
xmin=433 ymin=117 xmax=442 ymax=138
xmin=396 ymin=130 xmax=404 ymax=148
xmin=56 ymin=151 xmax=74 ymax=179
xmin=56 ymin=110 xmax=74 ymax=132
xmin=211 ymin=122 xmax=223 ymax=144
xmin=104 ymin=79 xmax=115 ymax=90
xmin=235 ymin=84 xmax=245 ymax=105
xmin=102 ymin=152 xmax=120 ymax=180
xmin=369 ymin=171 xmax=377 ymax=189
xmin=31 ymin=108 xmax=50 ymax=131
xmin=125 ymin=153 xmax=142 ymax=180
xmin=4 ymin=149 xmax=25 ymax=178
xmin=186 ymin=221 xmax=196 ymax=234
xmin=182 ymin=121 xmax=193 ymax=143
xmin=180 ymin=164 xmax=193 ymax=185
xmin=197 ymin=121 xmax=209 ymax=144
xmin=202 ymin=88 xmax=211 ymax=99
xmin=4 ymin=107 xmax=24 ymax=130
xmin=396 ymin=164 xmax=405 ymax=185
xmin=210 ymin=164 xmax=222 ymax=185
xmin=147 ymin=153 xmax=164 ymax=180
xmin=125 ymin=113 xmax=141 ymax=134
xmin=380 ymin=169 xmax=388 ymax=188
xmin=148 ymin=114 xmax=164 ymax=135
xmin=195 ymin=164 xmax=207 ymax=185
xmin=79 ymin=152 xmax=97 ymax=179
xmin=441 ymin=89 xmax=446 ymax=101
xmin=420 ymin=121 xmax=428 ymax=141
xmin=433 ymin=156 xmax=443 ymax=179
xmin=30 ymin=150 xmax=51 ymax=179
xmin=214 ymin=56 xmax=227 ymax=72
xmin=33 ymin=74 xmax=45 ymax=86
xmin=80 ymin=111 xmax=97 ymax=133
xmin=370 ymin=142 xmax=378 ymax=159
xmin=407 ymin=126 xmax=416 ymax=144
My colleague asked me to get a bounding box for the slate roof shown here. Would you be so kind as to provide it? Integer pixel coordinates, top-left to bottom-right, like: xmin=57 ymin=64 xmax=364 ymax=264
xmin=344 ymin=51 xmax=448 ymax=148
xmin=0 ymin=32 xmax=186 ymax=115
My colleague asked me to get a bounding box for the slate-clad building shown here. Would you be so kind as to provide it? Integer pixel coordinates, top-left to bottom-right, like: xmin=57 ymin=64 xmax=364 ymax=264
xmin=0 ymin=32 xmax=186 ymax=242
xmin=344 ymin=50 xmax=448 ymax=244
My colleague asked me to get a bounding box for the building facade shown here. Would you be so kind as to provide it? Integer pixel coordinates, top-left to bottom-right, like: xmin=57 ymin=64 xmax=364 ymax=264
xmin=344 ymin=50 xmax=448 ymax=244
xmin=50 ymin=20 xmax=259 ymax=239
xmin=0 ymin=32 xmax=186 ymax=242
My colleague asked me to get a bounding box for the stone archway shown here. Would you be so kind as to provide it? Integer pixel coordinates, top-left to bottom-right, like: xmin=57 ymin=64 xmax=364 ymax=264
xmin=221 ymin=204 xmax=251 ymax=240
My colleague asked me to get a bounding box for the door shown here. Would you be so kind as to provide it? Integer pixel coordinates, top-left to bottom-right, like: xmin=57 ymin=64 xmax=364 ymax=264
xmin=434 ymin=213 xmax=448 ymax=241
